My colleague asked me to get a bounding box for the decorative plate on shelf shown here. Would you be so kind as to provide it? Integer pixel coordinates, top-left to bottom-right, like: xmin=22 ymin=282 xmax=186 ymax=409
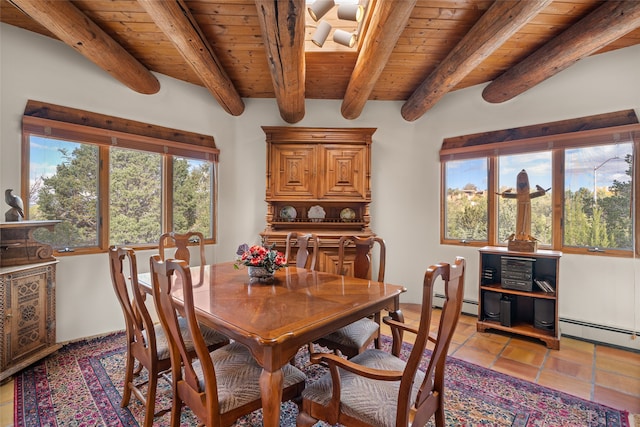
xmin=279 ymin=206 xmax=297 ymax=221
xmin=308 ymin=205 xmax=326 ymax=222
xmin=340 ymin=207 xmax=356 ymax=222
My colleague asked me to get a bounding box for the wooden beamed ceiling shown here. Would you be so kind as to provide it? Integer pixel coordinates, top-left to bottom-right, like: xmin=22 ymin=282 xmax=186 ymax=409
xmin=2 ymin=0 xmax=640 ymax=124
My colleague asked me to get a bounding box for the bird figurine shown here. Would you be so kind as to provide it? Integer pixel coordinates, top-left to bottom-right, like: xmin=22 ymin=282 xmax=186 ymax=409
xmin=5 ymin=189 xmax=25 ymax=221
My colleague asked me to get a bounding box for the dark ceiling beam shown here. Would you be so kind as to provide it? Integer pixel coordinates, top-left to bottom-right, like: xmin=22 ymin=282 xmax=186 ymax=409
xmin=401 ymin=0 xmax=552 ymax=122
xmin=7 ymin=0 xmax=160 ymax=95
xmin=482 ymin=1 xmax=640 ymax=104
xmin=341 ymin=0 xmax=417 ymax=120
xmin=255 ymin=0 xmax=306 ymax=124
xmin=138 ymin=0 xmax=244 ymax=116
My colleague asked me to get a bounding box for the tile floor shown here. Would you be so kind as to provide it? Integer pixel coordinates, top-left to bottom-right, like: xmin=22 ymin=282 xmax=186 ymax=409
xmin=2 ymin=302 xmax=639 ymax=426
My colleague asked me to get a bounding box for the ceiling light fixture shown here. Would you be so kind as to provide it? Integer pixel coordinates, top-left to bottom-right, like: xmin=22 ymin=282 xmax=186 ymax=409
xmin=337 ymin=4 xmax=364 ymax=22
xmin=308 ymin=0 xmax=335 ymax=22
xmin=333 ymin=29 xmax=356 ymax=48
xmin=311 ymin=21 xmax=332 ymax=47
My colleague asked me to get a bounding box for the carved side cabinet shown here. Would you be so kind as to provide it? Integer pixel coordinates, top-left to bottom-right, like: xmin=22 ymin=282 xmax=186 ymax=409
xmin=261 ymin=126 xmax=377 ymax=274
xmin=1 ymin=221 xmax=60 ymax=381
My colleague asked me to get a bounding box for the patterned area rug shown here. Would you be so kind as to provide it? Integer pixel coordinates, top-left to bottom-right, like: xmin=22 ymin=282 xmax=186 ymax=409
xmin=15 ymin=332 xmax=629 ymax=426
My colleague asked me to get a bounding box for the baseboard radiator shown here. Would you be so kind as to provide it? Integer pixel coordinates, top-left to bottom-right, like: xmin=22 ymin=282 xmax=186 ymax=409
xmin=432 ymin=294 xmax=640 ymax=352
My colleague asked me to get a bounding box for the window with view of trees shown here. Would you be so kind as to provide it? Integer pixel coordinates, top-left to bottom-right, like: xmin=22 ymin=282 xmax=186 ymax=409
xmin=21 ymin=100 xmax=219 ymax=255
xmin=440 ymin=113 xmax=639 ymax=257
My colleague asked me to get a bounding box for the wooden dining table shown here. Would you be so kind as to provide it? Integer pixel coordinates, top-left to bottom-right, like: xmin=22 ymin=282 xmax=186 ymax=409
xmin=138 ymin=261 xmax=406 ymax=427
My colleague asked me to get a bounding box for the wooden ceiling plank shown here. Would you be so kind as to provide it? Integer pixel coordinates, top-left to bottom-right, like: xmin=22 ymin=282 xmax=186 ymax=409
xmin=482 ymin=1 xmax=640 ymax=104
xmin=401 ymin=0 xmax=552 ymax=122
xmin=254 ymin=0 xmax=306 ymax=124
xmin=341 ymin=0 xmax=418 ymax=120
xmin=137 ymin=0 xmax=244 ymax=116
xmin=6 ymin=0 xmax=160 ymax=94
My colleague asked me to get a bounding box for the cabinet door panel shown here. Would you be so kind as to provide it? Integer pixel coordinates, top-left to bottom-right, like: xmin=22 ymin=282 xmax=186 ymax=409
xmin=319 ymin=146 xmax=366 ymax=199
xmin=272 ymin=145 xmax=316 ymax=198
xmin=9 ymin=269 xmax=49 ymax=361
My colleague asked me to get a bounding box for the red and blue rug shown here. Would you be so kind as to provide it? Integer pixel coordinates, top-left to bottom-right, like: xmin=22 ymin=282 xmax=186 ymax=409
xmin=14 ymin=332 xmax=629 ymax=426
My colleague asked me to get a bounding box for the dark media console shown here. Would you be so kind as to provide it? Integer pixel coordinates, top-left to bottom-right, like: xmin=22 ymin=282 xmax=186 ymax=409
xmin=477 ymin=246 xmax=562 ymax=349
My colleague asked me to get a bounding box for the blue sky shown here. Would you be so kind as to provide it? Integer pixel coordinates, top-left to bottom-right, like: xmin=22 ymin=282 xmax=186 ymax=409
xmin=446 ymin=142 xmax=632 ymax=192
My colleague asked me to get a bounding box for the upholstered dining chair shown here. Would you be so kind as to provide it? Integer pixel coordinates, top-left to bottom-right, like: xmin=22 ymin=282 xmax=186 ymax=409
xmin=108 ymin=246 xmax=229 ymax=427
xmin=159 ymin=231 xmax=206 ymax=266
xmin=313 ymin=235 xmax=386 ymax=358
xmin=149 ymin=255 xmax=307 ymax=427
xmin=284 ymin=232 xmax=319 ymax=270
xmin=297 ymin=257 xmax=466 ymax=427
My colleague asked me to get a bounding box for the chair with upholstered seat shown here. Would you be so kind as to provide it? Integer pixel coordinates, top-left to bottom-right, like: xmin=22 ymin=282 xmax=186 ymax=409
xmin=284 ymin=232 xmax=319 ymax=270
xmin=313 ymin=235 xmax=386 ymax=358
xmin=149 ymin=255 xmax=307 ymax=426
xmin=297 ymin=257 xmax=466 ymax=427
xmin=108 ymin=246 xmax=229 ymax=427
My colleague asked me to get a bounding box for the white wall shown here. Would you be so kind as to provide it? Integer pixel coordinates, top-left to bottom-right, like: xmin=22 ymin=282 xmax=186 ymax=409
xmin=2 ymin=23 xmax=639 ymax=349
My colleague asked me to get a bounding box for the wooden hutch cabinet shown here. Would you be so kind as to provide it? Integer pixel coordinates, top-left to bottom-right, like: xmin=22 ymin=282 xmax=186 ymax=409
xmin=261 ymin=126 xmax=376 ymax=274
xmin=1 ymin=221 xmax=61 ymax=381
xmin=477 ymin=246 xmax=562 ymax=349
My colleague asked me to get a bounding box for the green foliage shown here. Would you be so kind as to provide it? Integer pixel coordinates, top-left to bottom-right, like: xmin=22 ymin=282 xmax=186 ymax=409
xmin=32 ymin=145 xmax=99 ymax=247
xmin=30 ymin=144 xmax=213 ymax=248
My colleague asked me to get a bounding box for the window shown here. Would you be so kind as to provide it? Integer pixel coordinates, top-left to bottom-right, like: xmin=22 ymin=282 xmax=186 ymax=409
xmin=21 ymin=100 xmax=219 ymax=254
xmin=498 ymin=152 xmax=552 ymax=245
xmin=440 ymin=112 xmax=639 ymax=257
xmin=443 ymin=158 xmax=488 ymax=242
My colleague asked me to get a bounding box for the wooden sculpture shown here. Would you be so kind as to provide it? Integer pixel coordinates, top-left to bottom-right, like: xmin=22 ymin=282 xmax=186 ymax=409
xmin=498 ymin=169 xmax=550 ymax=252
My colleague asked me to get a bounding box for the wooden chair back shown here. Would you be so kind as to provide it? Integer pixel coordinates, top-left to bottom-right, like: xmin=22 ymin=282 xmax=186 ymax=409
xmin=401 ymin=257 xmax=466 ymax=426
xmin=337 ymin=235 xmax=386 ymax=281
xmin=285 ymin=232 xmax=319 ymax=270
xmin=159 ymin=231 xmax=206 ymax=266
xmin=149 ymin=255 xmax=220 ymax=424
xmin=297 ymin=257 xmax=466 ymax=427
xmin=108 ymin=246 xmax=169 ymax=427
xmin=149 ymin=255 xmax=307 ymax=425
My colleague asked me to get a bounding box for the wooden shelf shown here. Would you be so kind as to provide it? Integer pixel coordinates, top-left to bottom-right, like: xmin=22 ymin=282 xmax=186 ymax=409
xmin=262 ymin=126 xmax=376 ymax=273
xmin=480 ymin=283 xmax=556 ymax=299
xmin=477 ymin=246 xmax=562 ymax=349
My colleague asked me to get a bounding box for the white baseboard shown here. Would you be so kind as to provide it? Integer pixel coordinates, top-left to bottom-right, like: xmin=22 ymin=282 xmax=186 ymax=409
xmin=433 ymin=295 xmax=640 ymax=352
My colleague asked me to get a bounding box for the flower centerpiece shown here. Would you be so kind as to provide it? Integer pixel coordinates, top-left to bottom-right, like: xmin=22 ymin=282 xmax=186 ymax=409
xmin=234 ymin=242 xmax=287 ymax=283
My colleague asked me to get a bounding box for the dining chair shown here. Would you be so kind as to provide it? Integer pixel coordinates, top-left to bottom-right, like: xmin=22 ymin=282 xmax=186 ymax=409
xmin=313 ymin=235 xmax=386 ymax=358
xmin=149 ymin=255 xmax=307 ymax=427
xmin=108 ymin=246 xmax=229 ymax=427
xmin=159 ymin=231 xmax=206 ymax=266
xmin=297 ymin=257 xmax=466 ymax=427
xmin=284 ymin=232 xmax=319 ymax=270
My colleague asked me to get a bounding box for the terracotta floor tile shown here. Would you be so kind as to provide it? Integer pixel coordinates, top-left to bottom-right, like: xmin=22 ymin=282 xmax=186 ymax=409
xmin=547 ymin=345 xmax=594 ymax=366
xmin=592 ymin=384 xmax=640 ymax=413
xmin=451 ymin=346 xmax=498 ymax=368
xmin=0 ymin=380 xmax=13 ymax=404
xmin=491 ymin=356 xmax=540 ymax=382
xmin=596 ymin=345 xmax=640 ymax=368
xmin=537 ymin=369 xmax=592 ymax=400
xmin=543 ymin=355 xmax=592 ymax=382
xmin=596 ymin=353 xmax=640 ymax=379
xmin=500 ymin=344 xmax=547 ymax=367
xmin=463 ymin=334 xmax=508 ymax=355
xmin=560 ymin=336 xmax=596 ymax=354
xmin=595 ymin=369 xmax=640 ymax=398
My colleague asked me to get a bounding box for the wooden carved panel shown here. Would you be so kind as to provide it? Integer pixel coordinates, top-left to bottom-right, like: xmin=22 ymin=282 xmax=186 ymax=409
xmin=8 ymin=266 xmax=49 ymax=361
xmin=1 ymin=262 xmax=58 ymax=380
xmin=319 ymin=146 xmax=366 ymax=199
xmin=272 ymin=145 xmax=316 ymax=198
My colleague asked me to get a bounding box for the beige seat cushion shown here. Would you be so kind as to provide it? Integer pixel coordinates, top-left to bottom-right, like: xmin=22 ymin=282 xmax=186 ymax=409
xmin=302 ymin=349 xmax=424 ymax=427
xmin=320 ymin=317 xmax=379 ymax=348
xmin=153 ymin=317 xmax=228 ymax=360
xmin=193 ymin=342 xmax=307 ymax=414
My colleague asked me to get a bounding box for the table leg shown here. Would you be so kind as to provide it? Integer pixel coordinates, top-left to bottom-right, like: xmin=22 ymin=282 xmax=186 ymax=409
xmin=259 ymin=367 xmax=284 ymax=427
